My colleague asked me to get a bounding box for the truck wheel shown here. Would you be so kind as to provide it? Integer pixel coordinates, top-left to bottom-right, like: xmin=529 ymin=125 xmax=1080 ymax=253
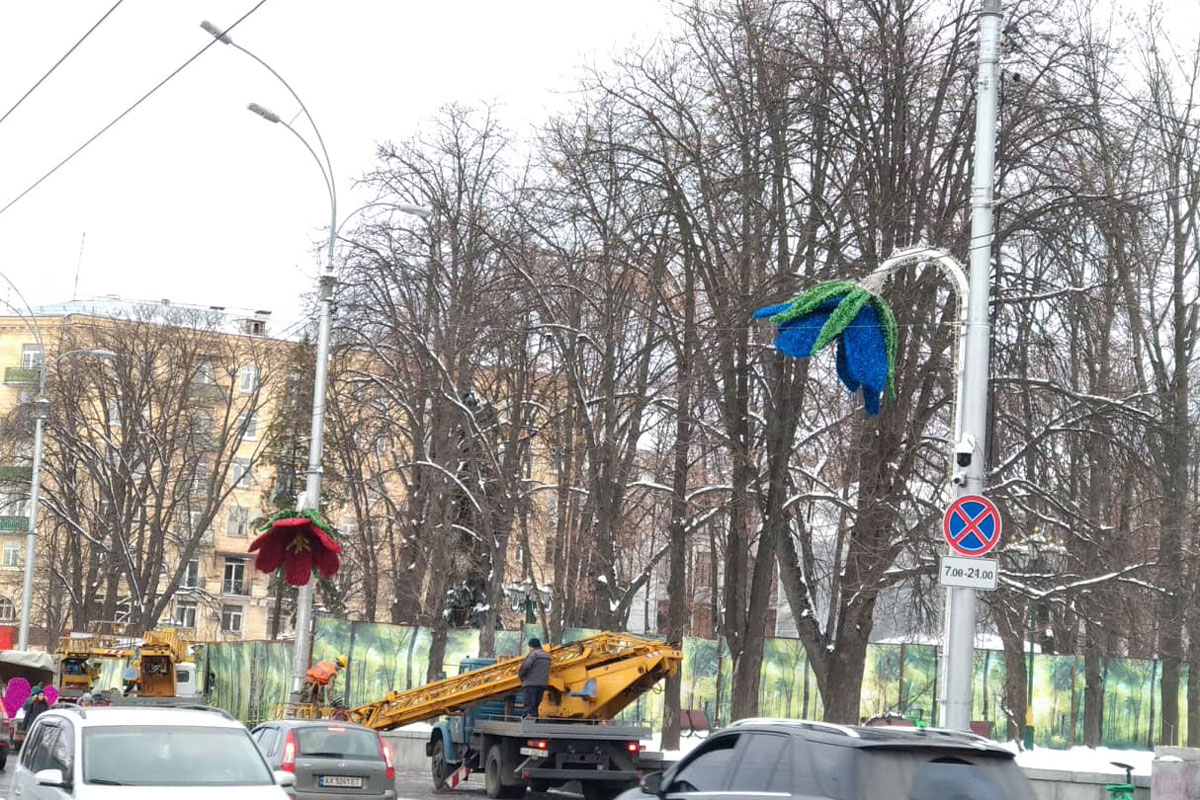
xmin=485 ymin=746 xmax=525 ymax=799
xmin=431 ymin=738 xmax=449 ymax=791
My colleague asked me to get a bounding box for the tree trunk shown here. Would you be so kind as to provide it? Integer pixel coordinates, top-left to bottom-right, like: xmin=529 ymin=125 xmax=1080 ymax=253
xmin=1083 ymin=622 xmax=1104 ymax=747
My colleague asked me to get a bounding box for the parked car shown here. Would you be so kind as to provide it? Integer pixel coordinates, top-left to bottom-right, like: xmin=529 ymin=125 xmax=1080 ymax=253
xmin=250 ymin=719 xmax=396 ymax=800
xmin=8 ymin=704 xmax=294 ymax=799
xmin=619 ymin=718 xmax=1035 ymax=800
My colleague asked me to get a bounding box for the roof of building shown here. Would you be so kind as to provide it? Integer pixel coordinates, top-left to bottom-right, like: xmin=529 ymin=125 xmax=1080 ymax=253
xmin=4 ymin=295 xmax=306 ymax=342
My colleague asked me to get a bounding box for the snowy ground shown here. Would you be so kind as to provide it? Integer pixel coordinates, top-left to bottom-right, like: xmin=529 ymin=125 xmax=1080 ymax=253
xmin=1004 ymin=743 xmax=1153 ymax=776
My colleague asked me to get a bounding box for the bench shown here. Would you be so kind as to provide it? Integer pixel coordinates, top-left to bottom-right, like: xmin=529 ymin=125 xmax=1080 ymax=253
xmin=679 ymin=709 xmax=711 ymax=737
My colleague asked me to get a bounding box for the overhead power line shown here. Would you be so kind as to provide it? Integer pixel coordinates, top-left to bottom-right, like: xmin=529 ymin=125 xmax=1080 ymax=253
xmin=0 ymin=0 xmax=126 ymax=130
xmin=0 ymin=0 xmax=272 ymax=220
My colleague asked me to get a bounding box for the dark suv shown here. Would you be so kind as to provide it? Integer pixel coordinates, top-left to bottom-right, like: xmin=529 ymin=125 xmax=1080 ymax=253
xmin=622 ymin=719 xmax=1034 ymax=800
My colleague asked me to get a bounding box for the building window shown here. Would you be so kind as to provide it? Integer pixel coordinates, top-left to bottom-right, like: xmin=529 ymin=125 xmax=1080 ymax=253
xmin=173 ymin=601 xmax=197 ymax=629
xmin=227 ymin=507 xmax=251 ymax=537
xmin=106 ymin=397 xmax=121 ymax=428
xmin=239 ymin=365 xmax=259 ymax=395
xmin=232 ymin=458 xmax=252 ymax=489
xmin=191 ymin=460 xmax=210 ymax=494
xmin=180 ymin=558 xmax=200 ymax=589
xmin=0 ymin=597 xmax=13 ymax=622
xmin=194 ymin=358 xmax=218 ymax=385
xmin=21 ymin=345 xmax=43 ymax=370
xmin=221 ymin=604 xmax=243 ymax=633
xmin=188 ymin=411 xmax=213 ymax=449
xmin=237 ymin=412 xmax=258 ymax=440
xmin=223 ymin=559 xmax=246 ymax=595
xmin=1 ymin=542 xmax=19 ymax=568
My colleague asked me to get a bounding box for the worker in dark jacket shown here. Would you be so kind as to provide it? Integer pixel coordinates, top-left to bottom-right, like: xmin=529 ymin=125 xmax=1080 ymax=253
xmin=518 ymin=638 xmax=551 ymax=719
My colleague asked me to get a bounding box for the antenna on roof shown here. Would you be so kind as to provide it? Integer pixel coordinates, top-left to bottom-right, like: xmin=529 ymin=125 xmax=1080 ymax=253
xmin=72 ymin=232 xmax=86 ymax=300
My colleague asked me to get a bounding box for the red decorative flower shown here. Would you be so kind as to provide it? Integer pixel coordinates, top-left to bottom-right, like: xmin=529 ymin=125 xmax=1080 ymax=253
xmin=249 ymin=512 xmax=342 ymax=587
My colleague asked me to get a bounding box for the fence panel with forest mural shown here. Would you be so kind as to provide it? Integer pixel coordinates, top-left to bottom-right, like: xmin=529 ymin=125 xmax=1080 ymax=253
xmin=198 ymin=617 xmax=1184 ymax=748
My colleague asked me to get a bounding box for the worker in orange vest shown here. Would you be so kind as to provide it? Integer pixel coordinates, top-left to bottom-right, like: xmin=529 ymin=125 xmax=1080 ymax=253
xmin=303 ymin=655 xmax=347 ymax=706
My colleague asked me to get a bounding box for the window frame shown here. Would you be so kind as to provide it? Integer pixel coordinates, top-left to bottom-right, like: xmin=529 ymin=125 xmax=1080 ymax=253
xmin=238 ymin=365 xmax=260 ymax=395
xmin=174 ymin=600 xmax=197 ymax=629
xmin=221 ymin=604 xmax=244 ymax=633
xmin=21 ymin=344 xmax=43 ymax=370
xmin=666 ymin=732 xmax=740 ymax=795
xmin=232 ymin=458 xmax=252 ymax=489
xmin=223 ymin=559 xmax=247 ymax=595
xmin=180 ymin=558 xmax=200 ymax=590
xmin=2 ymin=542 xmax=20 ymax=568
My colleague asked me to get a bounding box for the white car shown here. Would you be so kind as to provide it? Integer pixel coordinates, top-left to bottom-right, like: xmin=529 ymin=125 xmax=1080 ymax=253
xmin=9 ymin=704 xmax=295 ymax=799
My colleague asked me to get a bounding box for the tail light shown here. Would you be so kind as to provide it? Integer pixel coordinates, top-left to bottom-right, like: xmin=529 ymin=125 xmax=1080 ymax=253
xmin=527 ymin=740 xmax=548 ymax=750
xmin=281 ymin=729 xmax=297 ymax=773
xmin=626 ymin=742 xmax=643 ymax=753
xmin=378 ymin=736 xmax=394 ymax=780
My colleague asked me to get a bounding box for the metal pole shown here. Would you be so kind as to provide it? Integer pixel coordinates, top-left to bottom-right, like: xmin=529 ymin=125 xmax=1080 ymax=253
xmin=1024 ymin=539 xmax=1036 ymax=748
xmin=290 ymin=183 xmax=337 ymax=697
xmin=17 ymin=365 xmax=48 ymax=651
xmin=941 ymin=0 xmax=1003 ymax=732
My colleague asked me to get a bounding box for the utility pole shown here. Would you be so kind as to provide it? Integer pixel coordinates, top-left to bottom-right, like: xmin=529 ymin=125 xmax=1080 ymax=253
xmin=940 ymin=0 xmax=1003 ymax=731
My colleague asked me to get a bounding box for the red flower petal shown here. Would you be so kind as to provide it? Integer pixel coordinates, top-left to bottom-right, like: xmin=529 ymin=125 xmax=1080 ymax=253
xmin=284 ymin=544 xmax=314 ymax=586
xmin=312 ymin=545 xmax=340 ymax=578
xmin=248 ymin=529 xmax=274 ymax=553
xmin=310 ymin=525 xmax=342 ymax=555
xmin=252 ymin=531 xmax=286 ymax=574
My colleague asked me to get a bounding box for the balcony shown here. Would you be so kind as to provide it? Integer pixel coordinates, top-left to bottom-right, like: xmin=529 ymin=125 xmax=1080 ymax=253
xmin=186 ymin=382 xmax=226 ymax=403
xmin=4 ymin=368 xmax=38 ymax=385
xmin=0 ymin=516 xmax=29 ymax=533
xmin=0 ymin=466 xmax=32 ymax=482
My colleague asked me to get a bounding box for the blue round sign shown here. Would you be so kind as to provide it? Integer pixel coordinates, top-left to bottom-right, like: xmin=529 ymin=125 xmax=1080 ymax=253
xmin=942 ymin=495 xmax=1003 ymax=557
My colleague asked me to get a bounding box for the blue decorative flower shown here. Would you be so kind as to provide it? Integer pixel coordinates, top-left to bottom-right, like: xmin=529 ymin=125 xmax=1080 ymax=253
xmin=753 ymin=281 xmax=898 ymax=416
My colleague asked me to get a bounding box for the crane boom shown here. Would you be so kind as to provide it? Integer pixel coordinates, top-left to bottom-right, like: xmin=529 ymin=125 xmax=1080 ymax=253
xmin=348 ymin=632 xmax=681 ymax=730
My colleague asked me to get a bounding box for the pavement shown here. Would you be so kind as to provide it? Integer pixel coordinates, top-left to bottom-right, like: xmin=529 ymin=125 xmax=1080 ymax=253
xmin=393 ymin=770 xmax=575 ymax=800
xmin=0 ymin=762 xmax=10 ymax=797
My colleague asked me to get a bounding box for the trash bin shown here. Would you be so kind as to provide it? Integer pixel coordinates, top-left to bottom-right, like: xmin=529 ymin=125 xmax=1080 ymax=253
xmin=1105 ymin=761 xmax=1135 ymax=800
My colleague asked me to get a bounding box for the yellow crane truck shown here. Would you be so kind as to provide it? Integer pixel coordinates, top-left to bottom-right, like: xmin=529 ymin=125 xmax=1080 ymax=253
xmin=335 ymin=633 xmax=682 ymax=800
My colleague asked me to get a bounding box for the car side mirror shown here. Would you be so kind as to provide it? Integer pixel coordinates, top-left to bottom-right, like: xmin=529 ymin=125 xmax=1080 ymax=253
xmin=34 ymin=768 xmax=69 ymax=788
xmin=274 ymin=770 xmax=297 ymax=788
xmin=640 ymin=772 xmax=664 ymax=796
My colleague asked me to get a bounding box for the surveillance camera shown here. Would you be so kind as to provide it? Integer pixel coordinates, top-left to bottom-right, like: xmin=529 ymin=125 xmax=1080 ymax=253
xmin=950 ymin=470 xmax=968 ymax=487
xmin=955 ymin=435 xmax=976 ymax=468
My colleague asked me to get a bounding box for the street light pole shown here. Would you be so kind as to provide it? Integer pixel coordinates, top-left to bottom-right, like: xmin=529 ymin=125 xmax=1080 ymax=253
xmin=203 ymin=19 xmax=431 ymax=694
xmin=939 ymin=0 xmax=1003 ymax=732
xmin=18 ymin=348 xmax=120 ymax=650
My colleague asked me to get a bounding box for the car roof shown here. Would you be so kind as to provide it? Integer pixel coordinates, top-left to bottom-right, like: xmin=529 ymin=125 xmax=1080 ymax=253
xmin=262 ymin=718 xmax=376 ymax=732
xmin=41 ymin=705 xmax=243 ymax=729
xmin=724 ymin=719 xmax=1013 ymax=756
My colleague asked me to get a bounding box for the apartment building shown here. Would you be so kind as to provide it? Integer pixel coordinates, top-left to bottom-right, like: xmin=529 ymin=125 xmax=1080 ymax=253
xmin=0 ymin=298 xmax=287 ymax=644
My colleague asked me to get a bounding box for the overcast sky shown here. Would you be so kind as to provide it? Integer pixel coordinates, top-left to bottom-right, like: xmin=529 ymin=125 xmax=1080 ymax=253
xmin=0 ymin=0 xmax=673 ymax=332
xmin=0 ymin=2 xmax=1194 ymax=337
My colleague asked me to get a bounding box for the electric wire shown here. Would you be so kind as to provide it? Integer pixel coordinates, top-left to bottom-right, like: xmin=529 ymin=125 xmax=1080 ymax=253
xmin=0 ymin=0 xmax=272 ymax=219
xmin=0 ymin=0 xmax=126 ymax=130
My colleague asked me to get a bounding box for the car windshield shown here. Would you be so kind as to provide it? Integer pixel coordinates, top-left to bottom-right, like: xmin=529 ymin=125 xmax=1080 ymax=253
xmin=82 ymin=725 xmax=273 ymax=786
xmin=295 ymin=725 xmax=380 ymax=759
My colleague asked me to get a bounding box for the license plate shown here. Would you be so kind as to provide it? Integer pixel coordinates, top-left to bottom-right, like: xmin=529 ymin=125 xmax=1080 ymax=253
xmin=318 ymin=775 xmax=364 ymax=788
xmin=520 ymin=747 xmax=549 ymax=758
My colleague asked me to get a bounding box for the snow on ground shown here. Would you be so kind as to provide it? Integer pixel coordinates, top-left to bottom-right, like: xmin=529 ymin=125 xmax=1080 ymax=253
xmin=644 ymin=732 xmax=708 ymax=762
xmin=1008 ymin=744 xmax=1154 ymax=777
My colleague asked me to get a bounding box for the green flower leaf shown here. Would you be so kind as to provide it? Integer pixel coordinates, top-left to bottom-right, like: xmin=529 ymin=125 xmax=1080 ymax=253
xmin=814 ymin=287 xmax=871 ymax=353
xmin=768 ymin=280 xmax=859 ymax=326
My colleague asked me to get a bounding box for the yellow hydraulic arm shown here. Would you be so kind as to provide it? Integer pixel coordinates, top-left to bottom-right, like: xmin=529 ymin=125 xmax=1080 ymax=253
xmin=348 ymin=632 xmax=682 ymax=731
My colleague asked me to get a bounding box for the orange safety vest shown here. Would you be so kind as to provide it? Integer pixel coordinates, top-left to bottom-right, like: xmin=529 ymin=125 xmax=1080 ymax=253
xmin=306 ymin=662 xmax=339 ymax=686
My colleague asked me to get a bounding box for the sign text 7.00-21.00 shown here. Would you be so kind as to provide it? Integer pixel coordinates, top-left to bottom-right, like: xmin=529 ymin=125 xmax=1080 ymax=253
xmin=938 ymin=555 xmax=998 ymax=591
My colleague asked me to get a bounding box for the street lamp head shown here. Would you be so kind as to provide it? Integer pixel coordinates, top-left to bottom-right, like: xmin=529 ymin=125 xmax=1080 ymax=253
xmin=88 ymin=350 xmax=120 ymax=361
xmin=248 ymin=103 xmax=282 ymax=124
xmin=394 ymin=203 xmax=434 ymax=220
xmin=200 ymin=20 xmax=233 ymax=45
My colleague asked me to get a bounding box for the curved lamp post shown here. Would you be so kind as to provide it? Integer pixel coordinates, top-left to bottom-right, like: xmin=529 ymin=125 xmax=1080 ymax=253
xmin=202 ymin=19 xmax=430 ymax=696
xmin=752 ymin=0 xmax=1002 ymax=732
xmin=19 ymin=348 xmax=120 ymax=650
